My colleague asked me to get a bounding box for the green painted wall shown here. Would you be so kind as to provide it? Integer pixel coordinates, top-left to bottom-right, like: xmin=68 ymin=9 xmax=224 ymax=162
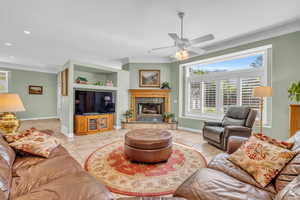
xmin=0 ymin=67 xmax=57 ymax=119
xmin=171 ymin=31 xmax=300 ymax=140
xmin=123 ymin=63 xmax=172 ymax=89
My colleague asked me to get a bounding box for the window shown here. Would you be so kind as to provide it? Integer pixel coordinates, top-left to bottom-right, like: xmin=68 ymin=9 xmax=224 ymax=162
xmin=181 ymin=46 xmax=270 ymax=123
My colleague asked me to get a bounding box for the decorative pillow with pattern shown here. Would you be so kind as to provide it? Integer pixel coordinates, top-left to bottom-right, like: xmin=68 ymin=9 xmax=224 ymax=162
xmin=228 ymin=136 xmax=297 ymax=187
xmin=3 ymin=127 xmax=37 ymax=143
xmin=254 ymin=133 xmax=294 ymax=149
xmin=9 ymin=131 xmax=60 ymax=158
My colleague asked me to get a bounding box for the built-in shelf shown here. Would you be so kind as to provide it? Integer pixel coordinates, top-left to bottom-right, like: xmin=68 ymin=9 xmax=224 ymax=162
xmin=73 ymin=83 xmax=118 ymax=91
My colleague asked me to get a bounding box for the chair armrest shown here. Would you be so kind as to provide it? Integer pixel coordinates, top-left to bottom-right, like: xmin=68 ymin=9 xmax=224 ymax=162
xmin=224 ymin=126 xmax=251 ymax=132
xmin=204 ymin=121 xmax=222 ymax=127
xmin=227 ymin=136 xmax=248 ymax=154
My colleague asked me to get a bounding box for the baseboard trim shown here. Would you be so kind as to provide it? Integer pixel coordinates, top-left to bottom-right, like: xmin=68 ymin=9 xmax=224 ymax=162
xmin=20 ymin=116 xmax=59 ymax=121
xmin=178 ymin=126 xmax=202 ymax=133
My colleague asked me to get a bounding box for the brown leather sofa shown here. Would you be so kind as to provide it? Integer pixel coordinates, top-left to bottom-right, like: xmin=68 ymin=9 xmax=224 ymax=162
xmin=2 ymin=128 xmax=300 ymax=200
xmin=173 ymin=131 xmax=300 ymax=200
xmin=0 ymin=135 xmax=114 ymax=200
xmin=203 ymin=106 xmax=257 ymax=150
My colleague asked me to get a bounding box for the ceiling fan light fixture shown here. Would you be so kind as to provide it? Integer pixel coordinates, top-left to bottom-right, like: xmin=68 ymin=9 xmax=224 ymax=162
xmin=175 ymin=50 xmax=189 ymax=60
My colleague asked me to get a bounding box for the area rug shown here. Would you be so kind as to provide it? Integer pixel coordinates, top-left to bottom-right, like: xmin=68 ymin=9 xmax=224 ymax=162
xmin=84 ymin=140 xmax=207 ymax=197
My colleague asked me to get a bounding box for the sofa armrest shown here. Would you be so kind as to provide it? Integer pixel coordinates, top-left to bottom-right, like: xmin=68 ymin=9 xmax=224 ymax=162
xmin=227 ymin=136 xmax=248 ymax=154
xmin=204 ymin=121 xmax=222 ymax=127
xmin=274 ymin=174 xmax=300 ymax=200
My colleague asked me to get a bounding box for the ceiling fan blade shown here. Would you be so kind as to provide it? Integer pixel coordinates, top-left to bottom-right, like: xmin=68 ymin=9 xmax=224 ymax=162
xmin=190 ymin=34 xmax=215 ymax=45
xmin=149 ymin=45 xmax=176 ymax=52
xmin=187 ymin=46 xmax=206 ymax=55
xmin=168 ymin=33 xmax=180 ymax=41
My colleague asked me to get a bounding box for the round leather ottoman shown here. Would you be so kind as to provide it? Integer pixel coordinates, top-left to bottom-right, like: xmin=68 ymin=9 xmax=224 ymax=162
xmin=124 ymin=129 xmax=172 ymax=163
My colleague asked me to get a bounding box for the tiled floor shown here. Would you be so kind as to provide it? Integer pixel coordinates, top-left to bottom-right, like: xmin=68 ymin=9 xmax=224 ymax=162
xmin=20 ymin=119 xmax=222 ymax=197
xmin=20 ymin=119 xmax=222 ymax=165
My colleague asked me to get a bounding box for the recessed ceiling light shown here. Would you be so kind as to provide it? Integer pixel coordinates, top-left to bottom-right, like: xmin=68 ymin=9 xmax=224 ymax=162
xmin=4 ymin=42 xmax=12 ymax=46
xmin=24 ymin=30 xmax=31 ymax=35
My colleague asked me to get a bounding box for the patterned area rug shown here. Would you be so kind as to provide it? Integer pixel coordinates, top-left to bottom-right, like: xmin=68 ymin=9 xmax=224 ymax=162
xmin=84 ymin=140 xmax=207 ymax=197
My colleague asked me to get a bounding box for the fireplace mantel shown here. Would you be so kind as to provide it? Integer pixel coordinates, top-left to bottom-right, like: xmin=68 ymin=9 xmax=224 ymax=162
xmin=129 ymin=89 xmax=170 ymax=121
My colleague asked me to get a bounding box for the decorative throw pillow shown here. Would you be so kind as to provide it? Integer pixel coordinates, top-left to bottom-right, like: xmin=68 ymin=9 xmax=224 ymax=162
xmin=228 ymin=136 xmax=297 ymax=187
xmin=3 ymin=127 xmax=37 ymax=143
xmin=9 ymin=131 xmax=60 ymax=158
xmin=254 ymin=133 xmax=294 ymax=149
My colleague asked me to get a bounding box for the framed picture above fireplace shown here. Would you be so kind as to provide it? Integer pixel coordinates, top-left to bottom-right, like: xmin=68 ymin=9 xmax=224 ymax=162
xmin=139 ymin=69 xmax=160 ymax=88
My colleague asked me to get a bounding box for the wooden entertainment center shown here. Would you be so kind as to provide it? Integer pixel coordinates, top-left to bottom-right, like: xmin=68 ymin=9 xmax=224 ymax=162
xmin=74 ymin=113 xmax=114 ymax=135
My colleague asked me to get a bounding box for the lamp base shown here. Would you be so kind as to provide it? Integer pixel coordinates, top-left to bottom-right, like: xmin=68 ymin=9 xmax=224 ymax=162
xmin=0 ymin=112 xmax=20 ymax=134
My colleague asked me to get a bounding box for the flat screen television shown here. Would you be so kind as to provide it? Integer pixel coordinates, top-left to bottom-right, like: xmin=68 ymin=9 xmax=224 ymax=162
xmin=75 ymin=91 xmax=115 ymax=115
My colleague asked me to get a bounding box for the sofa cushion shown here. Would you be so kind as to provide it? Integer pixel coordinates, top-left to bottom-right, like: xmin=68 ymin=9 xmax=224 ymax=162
xmin=222 ymin=116 xmax=245 ymax=127
xmin=14 ymin=172 xmax=114 ymax=200
xmin=11 ymin=154 xmax=83 ymax=198
xmin=225 ymin=106 xmax=250 ymax=119
xmin=9 ymin=131 xmax=60 ymax=158
xmin=203 ymin=126 xmax=224 ymax=143
xmin=208 ymin=153 xmax=276 ymax=194
xmin=174 ymin=168 xmax=274 ymax=200
xmin=228 ymin=136 xmax=297 ymax=187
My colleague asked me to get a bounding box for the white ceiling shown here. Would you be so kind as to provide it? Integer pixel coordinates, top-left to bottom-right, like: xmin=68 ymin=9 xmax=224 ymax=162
xmin=1 ymin=0 xmax=300 ymax=72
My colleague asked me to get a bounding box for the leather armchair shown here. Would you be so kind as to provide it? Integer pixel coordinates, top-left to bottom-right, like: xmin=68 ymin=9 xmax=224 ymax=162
xmin=203 ymin=106 xmax=257 ymax=151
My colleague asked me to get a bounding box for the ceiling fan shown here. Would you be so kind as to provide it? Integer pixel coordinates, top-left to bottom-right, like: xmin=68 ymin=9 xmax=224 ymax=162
xmin=149 ymin=11 xmax=215 ymax=60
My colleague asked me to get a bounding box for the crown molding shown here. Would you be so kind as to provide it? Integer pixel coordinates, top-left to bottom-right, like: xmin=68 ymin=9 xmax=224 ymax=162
xmin=0 ymin=61 xmax=58 ymax=74
xmin=202 ymin=17 xmax=300 ymax=53
xmin=122 ymin=56 xmax=172 ymax=65
xmin=168 ymin=17 xmax=300 ymax=63
xmin=70 ymin=59 xmax=122 ymax=70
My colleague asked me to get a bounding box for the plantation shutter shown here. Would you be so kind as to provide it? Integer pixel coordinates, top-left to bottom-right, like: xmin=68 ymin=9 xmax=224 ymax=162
xmin=203 ymin=81 xmax=217 ymax=113
xmin=190 ymin=81 xmax=202 ymax=110
xmin=221 ymin=79 xmax=238 ymax=113
xmin=241 ymin=77 xmax=261 ymax=110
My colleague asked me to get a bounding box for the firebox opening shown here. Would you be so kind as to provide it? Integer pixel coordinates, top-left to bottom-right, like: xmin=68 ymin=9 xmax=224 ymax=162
xmin=136 ymin=97 xmax=164 ymax=122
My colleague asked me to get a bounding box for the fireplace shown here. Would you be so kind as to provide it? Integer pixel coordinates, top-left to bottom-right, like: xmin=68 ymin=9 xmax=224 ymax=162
xmin=129 ymin=89 xmax=170 ymax=122
xmin=136 ymin=98 xmax=164 ymax=122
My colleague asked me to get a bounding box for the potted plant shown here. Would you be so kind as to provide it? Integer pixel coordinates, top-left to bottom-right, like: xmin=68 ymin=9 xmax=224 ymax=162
xmin=76 ymin=77 xmax=88 ymax=84
xmin=288 ymin=81 xmax=300 ymax=102
xmin=161 ymin=81 xmax=171 ymax=90
xmin=123 ymin=110 xmax=133 ymax=122
xmin=163 ymin=112 xmax=175 ymax=123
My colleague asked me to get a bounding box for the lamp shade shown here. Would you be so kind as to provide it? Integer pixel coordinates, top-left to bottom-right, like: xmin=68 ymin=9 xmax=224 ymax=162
xmin=0 ymin=93 xmax=25 ymax=112
xmin=253 ymin=86 xmax=272 ymax=97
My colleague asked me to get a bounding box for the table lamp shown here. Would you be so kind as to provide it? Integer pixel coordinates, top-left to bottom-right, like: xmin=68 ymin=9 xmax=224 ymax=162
xmin=253 ymin=86 xmax=272 ymax=133
xmin=0 ymin=93 xmax=25 ymax=134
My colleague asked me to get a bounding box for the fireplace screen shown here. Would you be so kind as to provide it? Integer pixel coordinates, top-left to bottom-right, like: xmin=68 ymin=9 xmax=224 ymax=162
xmin=136 ymin=98 xmax=164 ymax=122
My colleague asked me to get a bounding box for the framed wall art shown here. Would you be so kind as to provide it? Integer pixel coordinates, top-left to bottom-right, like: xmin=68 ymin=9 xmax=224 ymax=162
xmin=29 ymin=85 xmax=43 ymax=95
xmin=0 ymin=71 xmax=8 ymax=93
xmin=139 ymin=69 xmax=160 ymax=88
